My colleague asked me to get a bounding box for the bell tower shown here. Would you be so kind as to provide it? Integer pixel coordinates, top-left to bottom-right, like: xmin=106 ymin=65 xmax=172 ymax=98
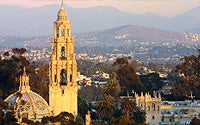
xmin=19 ymin=67 xmax=30 ymax=93
xmin=49 ymin=1 xmax=78 ymax=116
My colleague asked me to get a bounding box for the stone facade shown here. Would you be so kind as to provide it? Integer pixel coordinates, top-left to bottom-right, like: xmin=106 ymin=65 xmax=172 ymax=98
xmin=5 ymin=67 xmax=50 ymax=122
xmin=135 ymin=92 xmax=200 ymax=125
xmin=135 ymin=92 xmax=162 ymax=125
xmin=160 ymin=101 xmax=200 ymax=125
xmin=49 ymin=1 xmax=78 ymax=116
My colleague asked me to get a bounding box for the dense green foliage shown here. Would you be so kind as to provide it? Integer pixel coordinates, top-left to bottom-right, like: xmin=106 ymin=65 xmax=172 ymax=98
xmin=79 ymin=85 xmax=103 ymax=102
xmin=97 ymin=95 xmax=115 ymax=120
xmin=95 ymin=73 xmax=146 ymax=124
xmin=0 ymin=48 xmax=49 ymax=102
xmin=0 ymin=101 xmax=18 ymax=124
xmin=175 ymin=49 xmax=200 ymax=99
xmin=0 ymin=48 xmax=50 ymax=124
xmin=77 ymin=59 xmax=113 ymax=76
xmin=140 ymin=73 xmax=165 ymax=93
xmin=121 ymin=97 xmax=136 ymax=117
xmin=113 ymin=57 xmax=165 ymax=95
xmin=1 ymin=47 xmax=200 ymax=124
xmin=114 ymin=58 xmax=142 ymax=91
xmin=0 ymin=48 xmax=29 ymax=98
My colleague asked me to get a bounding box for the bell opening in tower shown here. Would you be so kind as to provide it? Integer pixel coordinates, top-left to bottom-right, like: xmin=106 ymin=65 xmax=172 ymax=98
xmin=60 ymin=69 xmax=67 ymax=85
xmin=61 ymin=46 xmax=66 ymax=60
xmin=54 ymin=74 xmax=57 ymax=82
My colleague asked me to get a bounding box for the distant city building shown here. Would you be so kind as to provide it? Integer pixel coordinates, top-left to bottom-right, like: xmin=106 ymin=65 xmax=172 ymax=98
xmin=135 ymin=92 xmax=162 ymax=125
xmin=157 ymin=84 xmax=173 ymax=95
xmin=134 ymin=91 xmax=200 ymax=125
xmin=77 ymin=72 xmax=92 ymax=86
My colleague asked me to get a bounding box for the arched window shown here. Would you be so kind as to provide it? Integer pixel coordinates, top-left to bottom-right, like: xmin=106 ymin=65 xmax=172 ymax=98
xmin=54 ymin=74 xmax=57 ymax=82
xmin=157 ymin=106 xmax=160 ymax=111
xmin=70 ymin=74 xmax=72 ymax=82
xmin=61 ymin=29 xmax=65 ymax=36
xmin=60 ymin=69 xmax=67 ymax=85
xmin=152 ymin=103 xmax=156 ymax=111
xmin=57 ymin=29 xmax=59 ymax=37
xmin=61 ymin=46 xmax=65 ymax=59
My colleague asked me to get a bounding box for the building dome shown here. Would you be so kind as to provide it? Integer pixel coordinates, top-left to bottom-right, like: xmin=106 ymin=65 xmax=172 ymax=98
xmin=58 ymin=8 xmax=67 ymax=18
xmin=4 ymin=67 xmax=50 ymax=121
xmin=57 ymin=1 xmax=67 ymax=21
xmin=5 ymin=91 xmax=50 ymax=119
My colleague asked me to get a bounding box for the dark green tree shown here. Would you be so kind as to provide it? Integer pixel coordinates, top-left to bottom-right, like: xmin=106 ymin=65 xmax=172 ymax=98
xmin=96 ymin=95 xmax=115 ymax=121
xmin=114 ymin=58 xmax=142 ymax=92
xmin=54 ymin=112 xmax=75 ymax=125
xmin=0 ymin=55 xmax=19 ymax=97
xmin=131 ymin=107 xmax=146 ymax=124
xmin=175 ymin=49 xmax=200 ymax=98
xmin=121 ymin=97 xmax=136 ymax=117
xmin=78 ymin=96 xmax=89 ymax=119
xmin=103 ymin=72 xmax=120 ymax=98
xmin=111 ymin=116 xmax=135 ymax=125
xmin=29 ymin=63 xmax=49 ymax=102
xmin=140 ymin=73 xmax=165 ymax=93
xmin=79 ymin=85 xmax=103 ymax=102
xmin=75 ymin=114 xmax=85 ymax=125
xmin=77 ymin=60 xmax=112 ymax=76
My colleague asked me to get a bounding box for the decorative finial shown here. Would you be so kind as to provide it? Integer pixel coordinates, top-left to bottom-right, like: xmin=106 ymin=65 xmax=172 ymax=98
xmin=19 ymin=66 xmax=30 ymax=92
xmin=57 ymin=0 xmax=67 ymax=21
xmin=61 ymin=0 xmax=64 ymax=9
xmin=23 ymin=66 xmax=27 ymax=76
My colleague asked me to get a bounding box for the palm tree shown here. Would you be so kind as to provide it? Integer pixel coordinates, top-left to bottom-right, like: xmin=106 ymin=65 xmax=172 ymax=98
xmin=103 ymin=72 xmax=120 ymax=98
xmin=121 ymin=97 xmax=136 ymax=117
xmin=96 ymin=95 xmax=115 ymax=121
xmin=131 ymin=107 xmax=146 ymax=124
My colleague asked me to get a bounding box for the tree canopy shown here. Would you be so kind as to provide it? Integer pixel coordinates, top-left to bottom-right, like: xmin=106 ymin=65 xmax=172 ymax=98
xmin=175 ymin=49 xmax=200 ymax=99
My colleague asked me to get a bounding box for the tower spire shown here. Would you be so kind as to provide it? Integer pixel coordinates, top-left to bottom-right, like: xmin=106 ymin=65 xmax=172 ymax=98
xmin=19 ymin=66 xmax=30 ymax=92
xmin=23 ymin=66 xmax=27 ymax=76
xmin=57 ymin=0 xmax=67 ymax=21
xmin=61 ymin=0 xmax=64 ymax=10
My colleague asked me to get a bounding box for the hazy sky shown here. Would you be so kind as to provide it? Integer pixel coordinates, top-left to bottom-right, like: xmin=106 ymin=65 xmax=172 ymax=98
xmin=0 ymin=0 xmax=199 ymax=17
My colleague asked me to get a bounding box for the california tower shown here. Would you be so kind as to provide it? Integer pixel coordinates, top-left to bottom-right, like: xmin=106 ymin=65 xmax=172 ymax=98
xmin=49 ymin=1 xmax=78 ymax=116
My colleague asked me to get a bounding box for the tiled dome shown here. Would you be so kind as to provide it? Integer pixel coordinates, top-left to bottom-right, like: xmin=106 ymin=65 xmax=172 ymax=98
xmin=5 ymin=91 xmax=50 ymax=119
xmin=5 ymin=67 xmax=50 ymax=120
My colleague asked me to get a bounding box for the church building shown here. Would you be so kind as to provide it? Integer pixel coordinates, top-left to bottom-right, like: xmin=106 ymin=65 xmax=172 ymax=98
xmin=49 ymin=1 xmax=79 ymax=116
xmin=5 ymin=1 xmax=78 ymax=121
xmin=5 ymin=67 xmax=50 ymax=122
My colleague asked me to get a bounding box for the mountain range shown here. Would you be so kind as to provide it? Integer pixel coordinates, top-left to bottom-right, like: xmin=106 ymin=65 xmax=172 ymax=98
xmin=0 ymin=4 xmax=200 ymax=37
xmin=1 ymin=25 xmax=198 ymax=48
xmin=75 ymin=25 xmax=185 ymax=47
